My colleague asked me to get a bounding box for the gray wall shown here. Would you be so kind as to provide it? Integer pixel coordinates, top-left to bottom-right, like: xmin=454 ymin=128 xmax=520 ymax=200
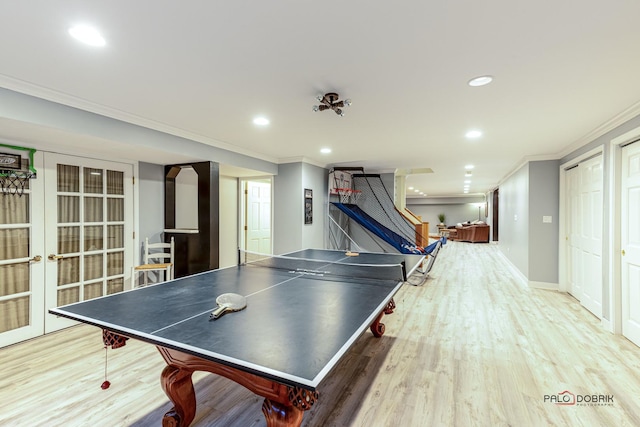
xmin=498 ymin=164 xmax=530 ymax=278
xmin=302 ymin=163 xmax=329 ymax=250
xmin=274 ymin=162 xmax=328 ymax=254
xmin=138 ymin=162 xmax=239 ymax=268
xmin=528 ymin=160 xmax=560 ymax=284
xmin=274 ymin=163 xmax=303 ymax=254
xmin=0 ymin=87 xmax=278 ymax=175
xmin=138 ymin=162 xmax=165 ymax=246
xmin=496 ymin=159 xmax=577 ymax=286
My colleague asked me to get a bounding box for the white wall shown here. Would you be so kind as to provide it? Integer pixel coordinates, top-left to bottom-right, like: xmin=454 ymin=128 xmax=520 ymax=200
xmin=406 ymin=201 xmax=487 ymax=232
xmin=219 ymin=175 xmax=238 ymax=268
xmin=174 ymin=167 xmax=199 ymax=230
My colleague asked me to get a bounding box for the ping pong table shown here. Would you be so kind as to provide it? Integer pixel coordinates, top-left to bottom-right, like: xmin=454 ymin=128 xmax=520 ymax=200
xmin=49 ymin=249 xmax=424 ymax=426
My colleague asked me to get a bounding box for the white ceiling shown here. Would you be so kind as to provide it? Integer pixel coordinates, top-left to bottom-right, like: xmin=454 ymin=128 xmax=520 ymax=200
xmin=1 ymin=1 xmax=640 ymax=197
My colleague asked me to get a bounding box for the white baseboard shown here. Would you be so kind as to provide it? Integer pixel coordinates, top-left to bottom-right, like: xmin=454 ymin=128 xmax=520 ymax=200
xmin=601 ymin=317 xmax=613 ymax=333
xmin=495 ymin=248 xmax=528 ymax=288
xmin=528 ymin=280 xmax=559 ymax=291
xmin=495 ymin=248 xmax=560 ymax=290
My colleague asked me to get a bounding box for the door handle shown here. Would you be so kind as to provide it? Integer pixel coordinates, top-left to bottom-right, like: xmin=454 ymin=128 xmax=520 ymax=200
xmin=48 ymin=254 xmax=64 ymax=261
xmin=29 ymin=255 xmax=42 ymax=262
xmin=622 ymin=249 xmax=626 ymax=256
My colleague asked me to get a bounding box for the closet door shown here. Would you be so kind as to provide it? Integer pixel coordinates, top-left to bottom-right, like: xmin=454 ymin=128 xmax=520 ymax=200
xmin=566 ymin=166 xmax=581 ymax=298
xmin=577 ymin=155 xmax=603 ymax=318
xmin=621 ymin=142 xmax=640 ymax=345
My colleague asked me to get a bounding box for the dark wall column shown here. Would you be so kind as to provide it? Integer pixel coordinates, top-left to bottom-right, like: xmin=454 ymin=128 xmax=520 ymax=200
xmin=165 ymin=161 xmax=219 ymax=277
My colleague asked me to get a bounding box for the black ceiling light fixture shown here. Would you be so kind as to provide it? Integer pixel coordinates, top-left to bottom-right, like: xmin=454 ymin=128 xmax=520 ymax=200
xmin=313 ymin=93 xmax=352 ymax=116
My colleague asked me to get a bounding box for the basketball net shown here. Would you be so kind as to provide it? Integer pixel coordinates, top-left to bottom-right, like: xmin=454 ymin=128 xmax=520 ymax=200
xmin=0 ymin=171 xmax=35 ymax=197
xmin=336 ymin=188 xmax=362 ymax=204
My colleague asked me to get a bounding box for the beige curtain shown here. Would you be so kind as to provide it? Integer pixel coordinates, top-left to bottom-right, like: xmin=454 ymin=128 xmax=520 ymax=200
xmin=56 ymin=165 xmax=81 ymax=305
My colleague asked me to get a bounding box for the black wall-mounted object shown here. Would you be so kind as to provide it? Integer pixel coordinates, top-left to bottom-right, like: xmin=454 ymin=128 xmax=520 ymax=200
xmin=164 ymin=161 xmax=219 ymax=277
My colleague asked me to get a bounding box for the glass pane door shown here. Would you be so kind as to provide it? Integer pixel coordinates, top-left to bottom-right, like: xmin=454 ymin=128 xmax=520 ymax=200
xmin=0 ymin=151 xmax=45 ymax=347
xmin=45 ymin=153 xmax=132 ymax=333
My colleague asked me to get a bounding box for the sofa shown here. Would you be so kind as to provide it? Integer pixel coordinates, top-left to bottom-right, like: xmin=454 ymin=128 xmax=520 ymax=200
xmin=450 ymin=222 xmax=490 ymax=243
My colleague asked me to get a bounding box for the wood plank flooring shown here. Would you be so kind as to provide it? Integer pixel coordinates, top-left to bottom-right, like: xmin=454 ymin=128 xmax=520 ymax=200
xmin=2 ymin=242 xmax=640 ymax=426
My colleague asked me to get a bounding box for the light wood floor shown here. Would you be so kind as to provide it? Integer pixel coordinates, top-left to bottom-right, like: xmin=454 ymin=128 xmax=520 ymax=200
xmin=2 ymin=242 xmax=640 ymax=426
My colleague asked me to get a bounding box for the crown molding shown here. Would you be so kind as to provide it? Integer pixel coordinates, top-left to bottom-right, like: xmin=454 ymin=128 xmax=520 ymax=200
xmin=0 ymin=74 xmax=278 ymax=164
xmin=496 ymin=100 xmax=640 ymax=189
xmin=277 ymin=156 xmax=328 ymax=169
xmin=556 ymin=99 xmax=640 ymax=159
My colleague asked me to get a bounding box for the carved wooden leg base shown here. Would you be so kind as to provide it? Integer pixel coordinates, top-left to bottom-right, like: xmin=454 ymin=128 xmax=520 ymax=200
xmin=161 ymin=364 xmax=196 ymax=427
xmin=370 ymin=298 xmax=395 ymax=338
xmin=157 ymin=346 xmax=318 ymax=427
xmin=262 ymin=399 xmax=304 ymax=427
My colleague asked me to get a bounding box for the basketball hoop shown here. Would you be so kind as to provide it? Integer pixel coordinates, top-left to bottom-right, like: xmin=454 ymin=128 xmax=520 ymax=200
xmin=0 ymin=170 xmax=35 ymax=197
xmin=0 ymin=144 xmax=37 ymax=197
xmin=336 ymin=188 xmax=362 ymax=204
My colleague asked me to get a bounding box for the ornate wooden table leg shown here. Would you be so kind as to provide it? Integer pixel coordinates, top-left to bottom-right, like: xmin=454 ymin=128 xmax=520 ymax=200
xmin=262 ymin=399 xmax=304 ymax=427
xmin=370 ymin=298 xmax=396 ymax=338
xmin=261 ymin=385 xmax=319 ymax=426
xmin=157 ymin=346 xmax=319 ymax=427
xmin=160 ymin=364 xmax=196 ymax=427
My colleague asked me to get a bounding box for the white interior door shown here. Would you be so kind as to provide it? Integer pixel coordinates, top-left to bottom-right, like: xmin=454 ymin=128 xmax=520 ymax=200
xmin=621 ymin=142 xmax=640 ymax=345
xmin=245 ymin=180 xmax=272 ymax=254
xmin=0 ymin=151 xmax=45 ymax=347
xmin=44 ymin=153 xmax=133 ymax=332
xmin=578 ymin=155 xmax=603 ymax=318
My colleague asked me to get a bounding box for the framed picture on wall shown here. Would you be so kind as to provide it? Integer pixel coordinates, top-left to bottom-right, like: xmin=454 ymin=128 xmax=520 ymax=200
xmin=304 ymin=188 xmax=313 ymax=224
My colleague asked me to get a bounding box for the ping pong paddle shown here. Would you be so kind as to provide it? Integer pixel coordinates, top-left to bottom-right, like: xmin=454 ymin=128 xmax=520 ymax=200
xmin=210 ymin=293 xmax=247 ymax=320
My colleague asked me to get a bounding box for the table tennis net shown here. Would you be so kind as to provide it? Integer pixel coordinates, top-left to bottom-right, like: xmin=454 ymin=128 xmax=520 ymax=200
xmin=239 ymin=250 xmax=406 ymax=283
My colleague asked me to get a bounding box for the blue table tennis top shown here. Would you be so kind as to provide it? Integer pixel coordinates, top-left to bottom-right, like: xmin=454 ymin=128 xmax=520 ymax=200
xmin=49 ymin=249 xmax=424 ymax=390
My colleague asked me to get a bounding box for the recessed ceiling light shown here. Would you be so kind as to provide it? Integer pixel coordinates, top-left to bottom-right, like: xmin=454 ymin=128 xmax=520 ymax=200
xmin=468 ymin=75 xmax=493 ymax=87
xmin=253 ymin=117 xmax=269 ymax=126
xmin=465 ymin=130 xmax=482 ymax=139
xmin=320 ymin=148 xmax=331 ymax=154
xmin=465 ymin=164 xmax=475 ymax=170
xmin=408 ymin=186 xmax=414 ymax=190
xmin=414 ymin=189 xmax=420 ymax=193
xmin=68 ymin=25 xmax=106 ymax=47
xmin=464 ymin=180 xmax=471 ymax=184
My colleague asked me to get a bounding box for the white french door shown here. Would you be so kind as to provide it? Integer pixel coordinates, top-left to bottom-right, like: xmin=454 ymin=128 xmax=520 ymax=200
xmin=0 ymin=151 xmax=45 ymax=347
xmin=44 ymin=153 xmax=134 ymax=332
xmin=621 ymin=142 xmax=640 ymax=345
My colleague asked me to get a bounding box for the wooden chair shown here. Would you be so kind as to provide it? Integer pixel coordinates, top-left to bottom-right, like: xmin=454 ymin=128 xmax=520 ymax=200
xmin=132 ymin=237 xmax=175 ymax=287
